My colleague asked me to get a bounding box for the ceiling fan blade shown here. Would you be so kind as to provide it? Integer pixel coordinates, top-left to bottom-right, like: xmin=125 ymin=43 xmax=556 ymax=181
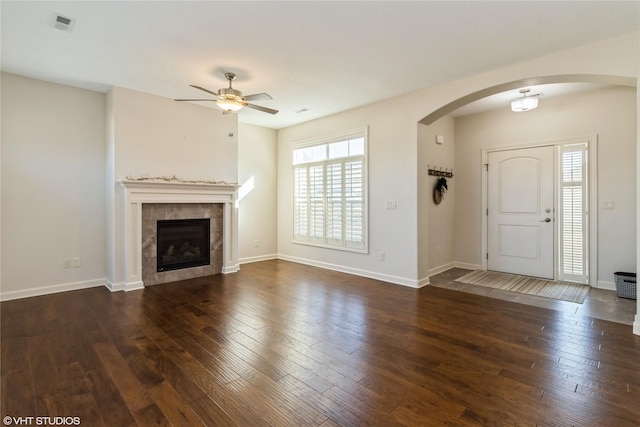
xmin=174 ymin=98 xmax=216 ymax=102
xmin=243 ymin=92 xmax=273 ymax=101
xmin=190 ymin=85 xmax=220 ymax=97
xmin=244 ymin=103 xmax=279 ymax=115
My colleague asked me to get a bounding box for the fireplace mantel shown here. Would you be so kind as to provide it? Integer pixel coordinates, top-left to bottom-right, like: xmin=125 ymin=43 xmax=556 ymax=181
xmin=120 ymin=180 xmax=239 ymax=291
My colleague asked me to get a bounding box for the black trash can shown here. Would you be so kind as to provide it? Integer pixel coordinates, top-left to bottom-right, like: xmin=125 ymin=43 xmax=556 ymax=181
xmin=614 ymin=272 xmax=637 ymax=299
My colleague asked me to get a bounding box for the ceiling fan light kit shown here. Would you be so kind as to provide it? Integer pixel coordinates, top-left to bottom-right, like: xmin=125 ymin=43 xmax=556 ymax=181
xmin=216 ymin=99 xmax=243 ymax=112
xmin=175 ymin=72 xmax=278 ymax=115
xmin=511 ymin=88 xmax=540 ymax=112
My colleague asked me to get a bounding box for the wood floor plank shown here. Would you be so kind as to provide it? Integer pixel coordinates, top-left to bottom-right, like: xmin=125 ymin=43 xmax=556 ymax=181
xmin=82 ymin=368 xmax=138 ymax=427
xmin=229 ymin=330 xmax=335 ymax=393
xmin=2 ymin=260 xmax=640 ymax=426
xmin=278 ymin=374 xmax=366 ymax=427
xmin=148 ymin=381 xmax=206 ymax=427
xmin=92 ymin=341 xmax=162 ymax=423
xmin=1 ymin=336 xmax=35 ymax=417
xmin=135 ymin=324 xmax=266 ymax=426
xmin=226 ymin=374 xmax=328 ymax=426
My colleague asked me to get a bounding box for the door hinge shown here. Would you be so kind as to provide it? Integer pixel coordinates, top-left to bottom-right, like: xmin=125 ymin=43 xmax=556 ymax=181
xmin=486 ymin=252 xmax=489 ymax=260
xmin=484 ymin=163 xmax=489 ymax=171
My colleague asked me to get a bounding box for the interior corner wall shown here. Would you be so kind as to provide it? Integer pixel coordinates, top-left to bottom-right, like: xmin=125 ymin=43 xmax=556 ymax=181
xmin=418 ymin=115 xmax=456 ymax=280
xmin=238 ymin=122 xmax=278 ymax=263
xmin=636 ymin=76 xmax=640 ymax=336
xmin=454 ymin=86 xmax=637 ymax=288
xmin=417 ymin=123 xmax=430 ymax=283
xmin=1 ymin=72 xmax=106 ymax=299
xmin=105 ymin=88 xmax=116 ymax=285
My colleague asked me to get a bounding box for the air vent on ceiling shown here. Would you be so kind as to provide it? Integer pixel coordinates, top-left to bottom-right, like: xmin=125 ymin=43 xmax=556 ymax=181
xmin=53 ymin=13 xmax=76 ymax=32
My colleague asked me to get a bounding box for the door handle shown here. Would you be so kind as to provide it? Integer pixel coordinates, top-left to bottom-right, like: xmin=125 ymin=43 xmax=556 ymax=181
xmin=540 ymin=218 xmax=551 ymax=223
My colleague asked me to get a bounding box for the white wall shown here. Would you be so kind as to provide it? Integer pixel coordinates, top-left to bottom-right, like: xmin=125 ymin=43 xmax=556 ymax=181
xmin=418 ymin=115 xmax=456 ymax=280
xmin=0 ymin=75 xmax=280 ymax=298
xmin=454 ymin=86 xmax=637 ymax=287
xmin=106 ymin=87 xmax=239 ymax=287
xmin=277 ymin=98 xmax=421 ymax=287
xmin=276 ymin=31 xmax=638 ymax=288
xmin=1 ymin=73 xmax=106 ymax=299
xmin=1 ymin=30 xmax=638 ymax=304
xmin=238 ymin=122 xmax=278 ymax=263
xmin=109 ymin=87 xmax=238 ymax=182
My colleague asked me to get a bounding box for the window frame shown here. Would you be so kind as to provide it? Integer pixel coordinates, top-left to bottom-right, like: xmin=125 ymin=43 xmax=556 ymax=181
xmin=291 ymin=127 xmax=369 ymax=254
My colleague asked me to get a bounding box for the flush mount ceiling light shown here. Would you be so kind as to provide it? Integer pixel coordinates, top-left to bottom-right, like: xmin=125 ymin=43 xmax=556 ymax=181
xmin=511 ymin=88 xmax=541 ymax=112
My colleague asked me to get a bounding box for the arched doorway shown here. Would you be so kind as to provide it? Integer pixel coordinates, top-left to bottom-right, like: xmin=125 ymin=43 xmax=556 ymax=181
xmin=417 ymin=74 xmax=639 ymax=334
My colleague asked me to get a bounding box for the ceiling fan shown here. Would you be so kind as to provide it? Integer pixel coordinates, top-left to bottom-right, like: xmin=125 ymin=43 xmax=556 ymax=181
xmin=175 ymin=72 xmax=278 ymax=115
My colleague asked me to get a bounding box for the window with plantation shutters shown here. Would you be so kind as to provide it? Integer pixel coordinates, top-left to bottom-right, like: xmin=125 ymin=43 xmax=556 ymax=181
xmin=559 ymin=143 xmax=588 ymax=284
xmin=293 ymin=130 xmax=367 ymax=252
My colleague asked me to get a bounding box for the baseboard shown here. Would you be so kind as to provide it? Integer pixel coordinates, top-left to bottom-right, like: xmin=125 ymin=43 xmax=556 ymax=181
xmin=596 ymin=280 xmax=616 ymax=291
xmin=419 ymin=262 xmax=457 ymax=289
xmin=1 ymin=278 xmax=106 ymax=302
xmin=221 ymin=264 xmax=240 ymax=274
xmin=239 ymin=254 xmax=278 ymax=265
xmin=124 ymin=281 xmax=145 ymax=292
xmin=417 ymin=276 xmax=430 ymax=288
xmin=421 ymin=262 xmax=480 ymax=288
xmin=104 ymin=279 xmax=124 ymax=292
xmin=277 ymin=254 xmax=422 ymax=288
xmin=427 ymin=262 xmax=457 ymax=277
xmin=453 ymin=262 xmax=483 ymax=271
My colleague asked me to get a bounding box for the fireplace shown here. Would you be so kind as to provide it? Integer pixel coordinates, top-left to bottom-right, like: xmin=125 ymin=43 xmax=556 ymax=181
xmin=156 ymin=218 xmax=210 ymax=272
xmin=119 ymin=181 xmax=239 ymax=292
xmin=141 ymin=202 xmax=223 ymax=286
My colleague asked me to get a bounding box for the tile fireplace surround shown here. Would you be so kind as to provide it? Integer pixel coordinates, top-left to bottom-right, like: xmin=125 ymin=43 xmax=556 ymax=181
xmin=120 ymin=181 xmax=239 ymax=291
xmin=142 ymin=203 xmax=222 ymax=286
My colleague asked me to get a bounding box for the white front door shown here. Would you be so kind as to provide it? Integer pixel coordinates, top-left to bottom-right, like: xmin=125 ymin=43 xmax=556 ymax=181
xmin=487 ymin=146 xmax=554 ymax=279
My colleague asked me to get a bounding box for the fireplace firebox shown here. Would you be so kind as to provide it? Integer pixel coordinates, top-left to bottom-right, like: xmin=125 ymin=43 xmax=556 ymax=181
xmin=156 ymin=218 xmax=211 ymax=272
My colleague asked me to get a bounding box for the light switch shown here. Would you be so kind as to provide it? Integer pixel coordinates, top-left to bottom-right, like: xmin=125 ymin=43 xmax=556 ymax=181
xmin=385 ymin=200 xmax=397 ymax=209
xmin=602 ymin=200 xmax=614 ymax=210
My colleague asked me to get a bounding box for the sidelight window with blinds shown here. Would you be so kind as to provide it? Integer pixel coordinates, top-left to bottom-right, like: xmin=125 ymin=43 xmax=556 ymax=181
xmin=293 ymin=130 xmax=367 ymax=252
xmin=559 ymin=143 xmax=588 ymax=284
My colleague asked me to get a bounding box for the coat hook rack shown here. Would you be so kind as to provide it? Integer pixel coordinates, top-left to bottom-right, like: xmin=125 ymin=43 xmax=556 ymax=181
xmin=428 ymin=166 xmax=454 ymax=178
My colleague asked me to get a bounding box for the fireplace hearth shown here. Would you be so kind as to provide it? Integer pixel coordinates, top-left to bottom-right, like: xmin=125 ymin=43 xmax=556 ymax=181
xmin=156 ymin=218 xmax=210 ymax=272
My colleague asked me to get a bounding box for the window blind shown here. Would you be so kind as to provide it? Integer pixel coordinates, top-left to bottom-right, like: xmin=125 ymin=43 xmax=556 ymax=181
xmin=292 ymin=132 xmax=367 ymax=252
xmin=559 ymin=144 xmax=588 ymax=283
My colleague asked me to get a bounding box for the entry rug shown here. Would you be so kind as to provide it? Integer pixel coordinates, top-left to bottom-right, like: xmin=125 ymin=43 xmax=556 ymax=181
xmin=455 ymin=270 xmax=589 ymax=304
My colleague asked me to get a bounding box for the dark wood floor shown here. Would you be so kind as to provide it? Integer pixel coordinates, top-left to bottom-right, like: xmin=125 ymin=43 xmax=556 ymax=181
xmin=2 ymin=260 xmax=640 ymax=426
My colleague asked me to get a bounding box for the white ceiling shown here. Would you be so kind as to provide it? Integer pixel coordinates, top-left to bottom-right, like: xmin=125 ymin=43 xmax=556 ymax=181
xmin=451 ymin=82 xmax=610 ymax=117
xmin=1 ymin=1 xmax=638 ymax=129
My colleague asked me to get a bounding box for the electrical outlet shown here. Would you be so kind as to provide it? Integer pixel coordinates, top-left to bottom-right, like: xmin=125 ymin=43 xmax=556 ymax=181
xmin=253 ymin=239 xmax=260 ymax=248
xmin=72 ymin=257 xmax=81 ymax=268
xmin=379 ymin=251 xmax=385 ymax=261
xmin=63 ymin=258 xmax=72 ymax=268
